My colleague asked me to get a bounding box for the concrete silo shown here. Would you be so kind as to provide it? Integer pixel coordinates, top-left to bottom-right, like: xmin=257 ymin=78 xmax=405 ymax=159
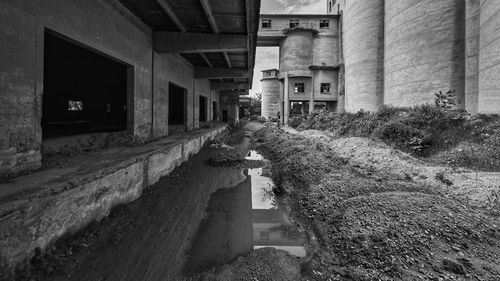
xmin=465 ymin=0 xmax=480 ymax=114
xmin=384 ymin=0 xmax=466 ymax=108
xmin=343 ymin=0 xmax=385 ymax=112
xmin=478 ymin=0 xmax=500 ymax=113
xmin=261 ymin=69 xmax=281 ymax=119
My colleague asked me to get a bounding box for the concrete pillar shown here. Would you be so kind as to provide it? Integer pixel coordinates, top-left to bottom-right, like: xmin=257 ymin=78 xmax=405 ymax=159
xmin=343 ymin=0 xmax=384 ymax=112
xmin=309 ymin=80 xmax=315 ymax=113
xmin=384 ymin=0 xmax=466 ymax=109
xmin=478 ymin=0 xmax=500 ymax=113
xmin=284 ymin=75 xmax=290 ymax=124
xmin=465 ymin=0 xmax=480 ymax=114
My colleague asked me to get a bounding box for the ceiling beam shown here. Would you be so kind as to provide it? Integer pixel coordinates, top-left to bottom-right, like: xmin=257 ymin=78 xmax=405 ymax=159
xmin=155 ymin=0 xmax=186 ymax=32
xmin=199 ymin=53 xmax=213 ymax=68
xmin=200 ymin=0 xmax=219 ymax=34
xmin=223 ymin=52 xmax=232 ymax=69
xmin=154 ymin=32 xmax=248 ymax=53
xmin=195 ymin=67 xmax=249 ymax=79
xmin=211 ymin=81 xmax=249 ymax=90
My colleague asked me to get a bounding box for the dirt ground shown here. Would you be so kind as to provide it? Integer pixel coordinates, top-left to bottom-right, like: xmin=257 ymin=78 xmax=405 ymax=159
xmin=251 ymin=124 xmax=500 ymax=281
xmin=12 ymin=122 xmax=500 ymax=281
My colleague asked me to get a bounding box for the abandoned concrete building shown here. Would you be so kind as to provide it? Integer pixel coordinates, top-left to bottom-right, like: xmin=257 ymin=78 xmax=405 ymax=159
xmin=260 ymin=0 xmax=500 ymax=122
xmin=258 ymin=14 xmax=341 ymax=123
xmin=0 ymin=0 xmax=259 ymax=272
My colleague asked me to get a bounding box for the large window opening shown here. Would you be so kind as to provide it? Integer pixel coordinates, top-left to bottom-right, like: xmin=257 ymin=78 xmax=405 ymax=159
xmin=42 ymin=31 xmax=129 ymax=139
xmin=169 ymin=83 xmax=187 ymax=126
xmin=199 ymin=96 xmax=207 ymax=122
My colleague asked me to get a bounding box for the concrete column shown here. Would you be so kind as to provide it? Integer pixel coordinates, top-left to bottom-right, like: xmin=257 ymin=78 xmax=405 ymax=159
xmin=465 ymin=0 xmax=480 ymax=114
xmin=284 ymin=75 xmax=290 ymax=124
xmin=478 ymin=0 xmax=500 ymax=113
xmin=309 ymin=78 xmax=315 ymax=113
xmin=344 ymin=0 xmax=384 ymax=112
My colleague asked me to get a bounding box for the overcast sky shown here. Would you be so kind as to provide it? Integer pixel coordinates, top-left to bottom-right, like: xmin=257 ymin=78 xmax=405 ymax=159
xmin=250 ymin=0 xmax=326 ymax=96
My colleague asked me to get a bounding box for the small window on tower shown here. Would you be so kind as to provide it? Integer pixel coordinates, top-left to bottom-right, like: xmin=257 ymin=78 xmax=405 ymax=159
xmin=320 ymin=20 xmax=330 ymax=28
xmin=290 ymin=19 xmax=300 ymax=28
xmin=68 ymin=100 xmax=83 ymax=111
xmin=320 ymin=83 xmax=331 ymax=94
xmin=262 ymin=19 xmax=272 ymax=29
xmin=294 ymin=83 xmax=305 ymax=93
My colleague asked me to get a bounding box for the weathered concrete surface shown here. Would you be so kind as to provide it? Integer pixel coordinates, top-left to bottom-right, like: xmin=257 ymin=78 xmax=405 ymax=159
xmin=0 ymin=125 xmax=227 ymax=270
xmin=261 ymin=77 xmax=281 ymax=118
xmin=478 ymin=0 xmax=500 ymax=113
xmin=280 ymin=30 xmax=314 ymax=76
xmin=465 ymin=0 xmax=480 ymax=114
xmin=384 ymin=0 xmax=466 ymax=108
xmin=344 ymin=0 xmax=384 ymax=112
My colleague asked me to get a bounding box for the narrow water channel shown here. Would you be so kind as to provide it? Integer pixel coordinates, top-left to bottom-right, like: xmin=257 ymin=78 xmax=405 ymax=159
xmin=184 ymin=150 xmax=306 ymax=274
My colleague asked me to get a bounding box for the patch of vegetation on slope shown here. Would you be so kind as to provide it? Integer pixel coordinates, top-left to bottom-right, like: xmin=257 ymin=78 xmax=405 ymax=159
xmin=291 ymin=105 xmax=500 ymax=171
xmin=254 ymin=125 xmax=500 ymax=281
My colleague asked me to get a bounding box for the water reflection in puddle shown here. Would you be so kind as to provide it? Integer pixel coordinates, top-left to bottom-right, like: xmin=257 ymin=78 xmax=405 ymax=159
xmin=184 ymin=151 xmax=306 ymax=273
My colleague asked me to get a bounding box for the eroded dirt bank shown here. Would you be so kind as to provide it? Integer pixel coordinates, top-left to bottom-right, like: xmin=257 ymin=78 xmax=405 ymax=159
xmin=249 ymin=124 xmax=500 ymax=281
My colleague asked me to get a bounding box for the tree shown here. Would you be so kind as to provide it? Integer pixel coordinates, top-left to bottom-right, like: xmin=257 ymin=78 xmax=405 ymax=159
xmin=249 ymin=92 xmax=262 ymax=116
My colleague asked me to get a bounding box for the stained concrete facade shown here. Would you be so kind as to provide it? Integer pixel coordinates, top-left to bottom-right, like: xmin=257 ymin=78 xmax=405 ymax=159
xmin=328 ymin=0 xmax=500 ymax=114
xmin=261 ymin=69 xmax=281 ymax=119
xmin=0 ymin=0 xmax=259 ymax=177
xmin=258 ymin=15 xmax=341 ymax=123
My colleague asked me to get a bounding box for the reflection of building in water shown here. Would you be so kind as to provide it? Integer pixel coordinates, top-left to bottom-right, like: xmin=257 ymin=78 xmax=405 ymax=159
xmin=252 ymin=209 xmax=305 ymax=247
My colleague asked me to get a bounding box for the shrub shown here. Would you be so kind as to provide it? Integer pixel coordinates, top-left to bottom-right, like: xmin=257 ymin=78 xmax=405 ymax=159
xmin=289 ymin=116 xmax=305 ymax=128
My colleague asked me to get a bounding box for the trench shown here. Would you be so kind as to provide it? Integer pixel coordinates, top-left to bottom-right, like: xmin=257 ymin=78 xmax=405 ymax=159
xmin=184 ymin=150 xmax=307 ymax=275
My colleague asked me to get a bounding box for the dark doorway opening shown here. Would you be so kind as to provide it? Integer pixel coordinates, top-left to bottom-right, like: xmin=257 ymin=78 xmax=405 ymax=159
xmin=222 ymin=110 xmax=228 ymax=122
xmin=212 ymin=101 xmax=218 ymax=121
xmin=169 ymin=83 xmax=187 ymax=125
xmin=42 ymin=31 xmax=129 ymax=139
xmin=199 ymin=96 xmax=207 ymax=122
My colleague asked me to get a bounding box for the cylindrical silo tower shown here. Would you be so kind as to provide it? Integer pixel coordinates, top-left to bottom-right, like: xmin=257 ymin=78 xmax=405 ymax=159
xmin=280 ymin=29 xmax=314 ymax=76
xmin=478 ymin=0 xmax=500 ymax=114
xmin=465 ymin=0 xmax=480 ymax=114
xmin=261 ymin=69 xmax=281 ymax=119
xmin=384 ymin=0 xmax=466 ymax=108
xmin=343 ymin=0 xmax=385 ymax=112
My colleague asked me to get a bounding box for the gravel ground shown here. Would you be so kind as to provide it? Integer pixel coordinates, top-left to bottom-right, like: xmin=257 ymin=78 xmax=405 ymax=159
xmin=251 ymin=124 xmax=500 ymax=281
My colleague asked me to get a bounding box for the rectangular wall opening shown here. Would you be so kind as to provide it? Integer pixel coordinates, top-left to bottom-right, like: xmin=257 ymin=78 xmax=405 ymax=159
xmin=42 ymin=31 xmax=129 ymax=139
xmin=212 ymin=101 xmax=218 ymax=121
xmin=169 ymin=83 xmax=187 ymax=127
xmin=199 ymin=96 xmax=207 ymax=122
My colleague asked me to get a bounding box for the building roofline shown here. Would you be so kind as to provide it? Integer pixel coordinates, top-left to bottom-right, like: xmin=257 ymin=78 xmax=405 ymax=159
xmin=261 ymin=68 xmax=279 ymax=72
xmin=260 ymin=14 xmax=339 ymax=18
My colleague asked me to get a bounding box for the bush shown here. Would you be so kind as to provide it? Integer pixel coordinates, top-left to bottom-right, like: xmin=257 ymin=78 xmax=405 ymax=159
xmin=289 ymin=116 xmax=305 ymax=128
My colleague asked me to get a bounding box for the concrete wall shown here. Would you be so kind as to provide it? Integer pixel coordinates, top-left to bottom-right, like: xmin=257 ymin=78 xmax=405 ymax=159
xmin=0 ymin=0 xmax=219 ymax=175
xmin=260 ymin=16 xmax=337 ymax=33
xmin=313 ymin=35 xmax=339 ymax=67
xmin=288 ymin=77 xmax=312 ymax=101
xmin=344 ymin=0 xmax=384 ymax=112
xmin=384 ymin=0 xmax=466 ymax=109
xmin=261 ymin=78 xmax=281 ymax=118
xmin=0 ymin=0 xmax=154 ymax=176
xmin=153 ymin=53 xmax=202 ymax=138
xmin=465 ymin=0 xmax=480 ymax=114
xmin=313 ymin=70 xmax=339 ymax=100
xmin=478 ymin=0 xmax=500 ymax=113
xmin=195 ymin=78 xmax=212 ymax=126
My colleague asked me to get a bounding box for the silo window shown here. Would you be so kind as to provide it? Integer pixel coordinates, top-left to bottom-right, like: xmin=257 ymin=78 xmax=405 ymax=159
xmin=320 ymin=83 xmax=331 ymax=93
xmin=294 ymin=83 xmax=305 ymax=93
xmin=320 ymin=20 xmax=330 ymax=28
xmin=290 ymin=19 xmax=300 ymax=28
xmin=262 ymin=19 xmax=272 ymax=29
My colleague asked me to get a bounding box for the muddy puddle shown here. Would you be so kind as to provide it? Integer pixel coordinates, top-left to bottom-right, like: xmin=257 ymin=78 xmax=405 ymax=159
xmin=184 ymin=150 xmax=306 ymax=274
